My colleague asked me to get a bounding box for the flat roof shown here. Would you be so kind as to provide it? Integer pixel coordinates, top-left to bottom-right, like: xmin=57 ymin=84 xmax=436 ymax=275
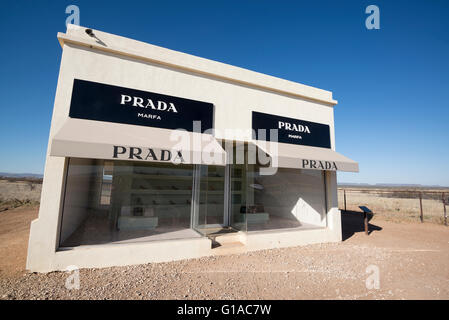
xmin=58 ymin=24 xmax=338 ymax=106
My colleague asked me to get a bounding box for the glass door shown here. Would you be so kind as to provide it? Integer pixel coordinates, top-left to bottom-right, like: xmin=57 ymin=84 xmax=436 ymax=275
xmin=192 ymin=165 xmax=226 ymax=234
xmin=229 ymin=163 xmax=247 ymax=231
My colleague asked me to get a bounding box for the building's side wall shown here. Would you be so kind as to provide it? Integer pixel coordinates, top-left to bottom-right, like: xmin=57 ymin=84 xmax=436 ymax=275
xmin=26 ymin=45 xmax=74 ymax=271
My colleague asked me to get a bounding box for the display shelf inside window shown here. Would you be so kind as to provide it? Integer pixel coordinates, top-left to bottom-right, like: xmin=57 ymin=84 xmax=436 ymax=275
xmin=109 ymin=162 xmax=194 ymax=231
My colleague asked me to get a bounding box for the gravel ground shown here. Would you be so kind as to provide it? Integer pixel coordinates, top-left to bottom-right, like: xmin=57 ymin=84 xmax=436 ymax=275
xmin=0 ymin=206 xmax=448 ymax=300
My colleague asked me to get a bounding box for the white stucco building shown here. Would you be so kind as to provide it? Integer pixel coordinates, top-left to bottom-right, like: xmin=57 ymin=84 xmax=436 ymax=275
xmin=26 ymin=25 xmax=358 ymax=272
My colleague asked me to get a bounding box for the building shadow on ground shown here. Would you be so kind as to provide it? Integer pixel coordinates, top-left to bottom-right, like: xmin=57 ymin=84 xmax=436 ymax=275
xmin=341 ymin=210 xmax=383 ymax=241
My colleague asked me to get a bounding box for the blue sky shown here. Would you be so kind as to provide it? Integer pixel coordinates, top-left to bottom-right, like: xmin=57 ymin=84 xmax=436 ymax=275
xmin=0 ymin=0 xmax=448 ymax=186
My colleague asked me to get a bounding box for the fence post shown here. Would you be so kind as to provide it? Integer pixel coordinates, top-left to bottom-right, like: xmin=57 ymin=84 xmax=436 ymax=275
xmin=443 ymin=192 xmax=447 ymax=226
xmin=364 ymin=211 xmax=369 ymax=235
xmin=344 ymin=189 xmax=347 ymax=212
xmin=419 ymin=192 xmax=423 ymax=223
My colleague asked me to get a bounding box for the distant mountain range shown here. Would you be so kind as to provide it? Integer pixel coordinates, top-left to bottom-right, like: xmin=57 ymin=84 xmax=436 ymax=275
xmin=0 ymin=172 xmax=43 ymax=179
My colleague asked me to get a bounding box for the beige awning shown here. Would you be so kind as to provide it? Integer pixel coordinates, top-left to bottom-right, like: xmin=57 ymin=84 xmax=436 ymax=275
xmin=50 ymin=119 xmax=226 ymax=165
xmin=254 ymin=141 xmax=359 ymax=172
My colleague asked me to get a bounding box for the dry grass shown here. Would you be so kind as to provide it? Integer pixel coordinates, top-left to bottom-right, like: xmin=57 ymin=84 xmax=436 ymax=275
xmin=0 ymin=179 xmax=41 ymax=212
xmin=338 ymin=188 xmax=448 ymax=224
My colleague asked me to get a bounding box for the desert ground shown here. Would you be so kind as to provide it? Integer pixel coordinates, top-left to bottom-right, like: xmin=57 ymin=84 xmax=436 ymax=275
xmin=0 ymin=180 xmax=448 ymax=300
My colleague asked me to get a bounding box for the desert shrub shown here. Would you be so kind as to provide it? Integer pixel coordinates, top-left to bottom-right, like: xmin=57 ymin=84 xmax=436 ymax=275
xmin=0 ymin=199 xmax=39 ymax=212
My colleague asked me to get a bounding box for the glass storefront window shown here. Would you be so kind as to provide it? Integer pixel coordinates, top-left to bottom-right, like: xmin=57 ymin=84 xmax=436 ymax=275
xmin=59 ymin=158 xmax=197 ymax=247
xmin=226 ymin=142 xmax=327 ymax=232
xmin=58 ymin=149 xmax=328 ymax=248
xmin=100 ymin=161 xmax=113 ymax=205
xmin=244 ymin=164 xmax=327 ymax=231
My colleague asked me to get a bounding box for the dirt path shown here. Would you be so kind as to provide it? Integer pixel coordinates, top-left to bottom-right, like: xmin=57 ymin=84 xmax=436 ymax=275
xmin=0 ymin=207 xmax=448 ymax=300
xmin=0 ymin=206 xmax=38 ymax=278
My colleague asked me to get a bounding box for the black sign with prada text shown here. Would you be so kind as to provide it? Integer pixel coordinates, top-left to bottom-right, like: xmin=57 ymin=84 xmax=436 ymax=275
xmin=252 ymin=111 xmax=331 ymax=148
xmin=69 ymin=79 xmax=214 ymax=132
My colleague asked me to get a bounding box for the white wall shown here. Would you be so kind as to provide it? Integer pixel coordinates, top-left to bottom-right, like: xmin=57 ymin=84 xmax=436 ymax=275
xmin=55 ymin=43 xmax=336 ymax=150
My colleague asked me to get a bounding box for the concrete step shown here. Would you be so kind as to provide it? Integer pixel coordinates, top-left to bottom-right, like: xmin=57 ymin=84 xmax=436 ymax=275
xmin=212 ymin=241 xmax=246 ymax=256
xmin=213 ymin=232 xmax=245 ymax=245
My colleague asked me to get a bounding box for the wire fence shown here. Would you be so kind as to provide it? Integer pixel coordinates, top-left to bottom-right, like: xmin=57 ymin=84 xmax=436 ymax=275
xmin=338 ymin=188 xmax=448 ymax=225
